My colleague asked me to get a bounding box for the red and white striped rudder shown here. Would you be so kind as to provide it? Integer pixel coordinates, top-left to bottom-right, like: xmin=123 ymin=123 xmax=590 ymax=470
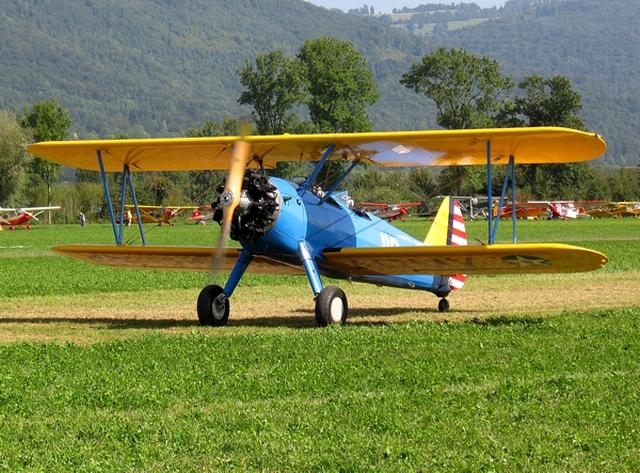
xmin=448 ymin=199 xmax=467 ymax=290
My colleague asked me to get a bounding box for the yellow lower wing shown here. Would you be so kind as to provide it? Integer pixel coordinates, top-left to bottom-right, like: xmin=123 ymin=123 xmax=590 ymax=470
xmin=322 ymin=244 xmax=607 ymax=275
xmin=52 ymin=245 xmax=304 ymax=275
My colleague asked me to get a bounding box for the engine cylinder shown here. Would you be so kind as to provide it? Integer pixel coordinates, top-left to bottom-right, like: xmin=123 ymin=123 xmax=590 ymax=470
xmin=212 ymin=169 xmax=280 ymax=244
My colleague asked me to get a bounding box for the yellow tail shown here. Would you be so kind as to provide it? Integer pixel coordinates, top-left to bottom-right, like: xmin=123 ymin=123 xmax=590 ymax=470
xmin=424 ymin=196 xmax=467 ymax=289
xmin=424 ymin=197 xmax=451 ymax=246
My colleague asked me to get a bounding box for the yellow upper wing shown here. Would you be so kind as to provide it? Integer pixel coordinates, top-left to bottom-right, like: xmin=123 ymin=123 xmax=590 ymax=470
xmin=27 ymin=127 xmax=606 ymax=172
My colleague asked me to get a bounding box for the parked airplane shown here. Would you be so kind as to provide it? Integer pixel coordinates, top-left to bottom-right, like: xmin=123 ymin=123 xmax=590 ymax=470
xmin=124 ymin=204 xmax=199 ymax=225
xmin=28 ymin=127 xmax=608 ymax=326
xmin=359 ymin=201 xmax=422 ymax=221
xmin=0 ymin=206 xmax=61 ymax=230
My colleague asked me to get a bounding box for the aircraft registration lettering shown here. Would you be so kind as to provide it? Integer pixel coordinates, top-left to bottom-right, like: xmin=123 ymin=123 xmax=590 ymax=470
xmin=380 ymin=234 xmax=399 ymax=247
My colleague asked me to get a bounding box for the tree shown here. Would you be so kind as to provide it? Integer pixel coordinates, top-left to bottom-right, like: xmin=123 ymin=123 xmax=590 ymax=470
xmin=515 ymin=75 xmax=584 ymax=129
xmin=401 ymin=48 xmax=513 ymax=195
xmin=186 ymin=117 xmax=242 ymax=137
xmin=237 ymin=51 xmax=305 ymax=135
xmin=298 ymin=37 xmax=379 ymax=186
xmin=408 ymin=168 xmax=437 ymax=200
xmin=298 ymin=37 xmax=379 ymax=133
xmin=401 ymin=48 xmax=513 ymax=130
xmin=20 ymin=100 xmax=71 ymax=218
xmin=514 ymin=75 xmax=591 ymax=198
xmin=0 ymin=110 xmax=31 ymax=206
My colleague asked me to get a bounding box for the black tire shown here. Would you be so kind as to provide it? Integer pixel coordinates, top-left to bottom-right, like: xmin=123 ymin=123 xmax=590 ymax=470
xmin=315 ymin=286 xmax=348 ymax=327
xmin=197 ymin=285 xmax=229 ymax=326
xmin=438 ymin=298 xmax=450 ymax=313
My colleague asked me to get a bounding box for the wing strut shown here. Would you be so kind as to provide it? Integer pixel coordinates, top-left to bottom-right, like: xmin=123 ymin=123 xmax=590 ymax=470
xmin=298 ymin=144 xmax=335 ymax=196
xmin=486 ymin=142 xmax=518 ymax=244
xmin=127 ymin=165 xmax=147 ymax=245
xmin=490 ymin=155 xmax=517 ymax=244
xmin=96 ymin=151 xmax=147 ymax=246
xmin=97 ymin=150 xmax=119 ymax=244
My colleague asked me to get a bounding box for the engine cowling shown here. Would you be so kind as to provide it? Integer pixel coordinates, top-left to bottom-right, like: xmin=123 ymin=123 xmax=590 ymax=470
xmin=212 ymin=169 xmax=280 ymax=243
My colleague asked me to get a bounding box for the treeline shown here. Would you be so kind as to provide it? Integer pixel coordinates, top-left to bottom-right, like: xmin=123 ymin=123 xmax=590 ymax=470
xmin=2 ymin=41 xmax=639 ymax=224
xmin=384 ymin=2 xmax=499 ymax=30
xmin=438 ymin=0 xmax=640 ymax=165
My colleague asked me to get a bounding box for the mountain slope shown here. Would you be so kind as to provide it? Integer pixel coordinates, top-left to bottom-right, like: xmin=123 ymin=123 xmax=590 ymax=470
xmin=2 ymin=0 xmax=637 ymax=165
xmin=438 ymin=0 xmax=640 ymax=165
xmin=0 ymin=0 xmax=435 ymax=137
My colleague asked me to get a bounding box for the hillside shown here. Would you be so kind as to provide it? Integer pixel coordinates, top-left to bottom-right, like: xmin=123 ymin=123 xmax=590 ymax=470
xmin=0 ymin=0 xmax=436 ymax=137
xmin=1 ymin=0 xmax=638 ymax=165
xmin=436 ymin=0 xmax=640 ymax=165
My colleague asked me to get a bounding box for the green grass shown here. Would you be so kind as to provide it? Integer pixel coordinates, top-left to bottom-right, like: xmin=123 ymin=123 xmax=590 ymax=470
xmin=1 ymin=308 xmax=639 ymax=470
xmin=1 ymin=220 xmax=639 ymax=469
xmin=1 ymin=219 xmax=637 ymax=297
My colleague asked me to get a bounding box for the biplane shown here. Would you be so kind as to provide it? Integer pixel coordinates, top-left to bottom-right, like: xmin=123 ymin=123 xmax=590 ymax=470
xmin=124 ymin=204 xmax=199 ymax=225
xmin=28 ymin=127 xmax=608 ymax=327
xmin=494 ymin=202 xmax=549 ymax=220
xmin=546 ymin=201 xmax=587 ymax=219
xmin=0 ymin=206 xmax=61 ymax=230
xmin=586 ymin=202 xmax=640 ymax=218
xmin=359 ymin=201 xmax=422 ymax=221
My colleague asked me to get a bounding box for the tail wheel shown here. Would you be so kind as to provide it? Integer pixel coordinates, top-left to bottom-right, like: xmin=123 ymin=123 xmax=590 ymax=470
xmin=438 ymin=298 xmax=450 ymax=313
xmin=315 ymin=286 xmax=348 ymax=327
xmin=197 ymin=285 xmax=229 ymax=326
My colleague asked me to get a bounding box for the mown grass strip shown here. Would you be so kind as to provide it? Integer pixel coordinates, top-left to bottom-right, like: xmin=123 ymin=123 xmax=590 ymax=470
xmin=0 ymin=307 xmax=638 ymax=470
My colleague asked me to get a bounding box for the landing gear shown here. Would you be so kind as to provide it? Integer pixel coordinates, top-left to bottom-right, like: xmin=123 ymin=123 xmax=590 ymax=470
xmin=197 ymin=285 xmax=229 ymax=326
xmin=315 ymin=285 xmax=348 ymax=327
xmin=438 ymin=297 xmax=450 ymax=313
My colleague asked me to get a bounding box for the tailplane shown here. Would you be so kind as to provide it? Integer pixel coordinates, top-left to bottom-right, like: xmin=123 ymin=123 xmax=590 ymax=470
xmin=424 ymin=197 xmax=467 ymax=290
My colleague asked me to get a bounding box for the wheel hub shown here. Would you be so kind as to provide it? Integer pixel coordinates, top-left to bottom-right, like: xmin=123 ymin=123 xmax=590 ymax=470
xmin=212 ymin=294 xmax=227 ymax=320
xmin=330 ymin=298 xmax=344 ymax=323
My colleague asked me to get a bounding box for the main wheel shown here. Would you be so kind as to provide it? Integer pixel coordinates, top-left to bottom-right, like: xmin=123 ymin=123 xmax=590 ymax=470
xmin=197 ymin=285 xmax=229 ymax=326
xmin=438 ymin=297 xmax=450 ymax=313
xmin=315 ymin=286 xmax=348 ymax=327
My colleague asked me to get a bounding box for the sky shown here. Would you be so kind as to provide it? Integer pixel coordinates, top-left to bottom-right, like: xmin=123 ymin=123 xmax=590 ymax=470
xmin=306 ymin=0 xmax=506 ymax=13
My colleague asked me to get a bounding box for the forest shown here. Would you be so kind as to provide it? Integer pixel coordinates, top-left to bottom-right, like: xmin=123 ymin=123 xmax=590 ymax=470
xmin=2 ymin=39 xmax=639 ymax=223
xmin=0 ymin=0 xmax=638 ymax=165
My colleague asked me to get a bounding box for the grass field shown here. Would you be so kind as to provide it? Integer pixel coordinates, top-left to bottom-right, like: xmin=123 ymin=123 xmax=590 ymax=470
xmin=1 ymin=219 xmax=639 ymax=470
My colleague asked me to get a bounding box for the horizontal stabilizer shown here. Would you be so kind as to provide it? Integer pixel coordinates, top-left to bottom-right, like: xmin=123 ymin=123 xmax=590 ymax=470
xmin=51 ymin=245 xmax=304 ymax=274
xmin=322 ymin=243 xmax=607 ymax=276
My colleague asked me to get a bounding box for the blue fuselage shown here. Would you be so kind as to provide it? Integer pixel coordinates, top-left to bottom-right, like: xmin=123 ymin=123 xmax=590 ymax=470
xmin=246 ymin=177 xmax=450 ymax=295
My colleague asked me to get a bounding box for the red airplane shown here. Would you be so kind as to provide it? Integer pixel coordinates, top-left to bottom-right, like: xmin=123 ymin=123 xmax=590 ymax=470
xmin=0 ymin=206 xmax=61 ymax=230
xmin=359 ymin=202 xmax=422 ymax=221
xmin=187 ymin=207 xmax=214 ymax=225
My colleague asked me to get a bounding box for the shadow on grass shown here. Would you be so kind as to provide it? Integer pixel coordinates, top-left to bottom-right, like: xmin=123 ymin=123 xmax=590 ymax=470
xmin=0 ymin=317 xmax=198 ymax=329
xmin=0 ymin=313 xmax=545 ymax=331
xmin=464 ymin=315 xmax=545 ymax=326
xmin=0 ymin=315 xmax=315 ymax=330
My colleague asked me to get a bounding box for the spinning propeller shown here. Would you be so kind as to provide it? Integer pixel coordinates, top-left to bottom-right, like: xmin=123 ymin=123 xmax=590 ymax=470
xmin=214 ymin=129 xmax=252 ymax=264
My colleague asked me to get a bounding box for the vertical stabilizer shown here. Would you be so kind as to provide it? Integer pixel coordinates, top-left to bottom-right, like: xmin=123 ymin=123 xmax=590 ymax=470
xmin=424 ymin=196 xmax=451 ymax=246
xmin=424 ymin=197 xmax=467 ymax=290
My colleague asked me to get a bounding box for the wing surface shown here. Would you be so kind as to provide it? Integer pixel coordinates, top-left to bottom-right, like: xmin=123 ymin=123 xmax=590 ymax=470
xmin=52 ymin=245 xmax=305 ymax=275
xmin=27 ymin=127 xmax=606 ymax=172
xmin=322 ymin=243 xmax=607 ymax=275
xmin=124 ymin=205 xmax=199 ymax=210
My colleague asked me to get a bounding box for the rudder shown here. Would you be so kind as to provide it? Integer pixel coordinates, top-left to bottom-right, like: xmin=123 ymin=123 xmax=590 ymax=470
xmin=424 ymin=197 xmax=467 ymax=290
